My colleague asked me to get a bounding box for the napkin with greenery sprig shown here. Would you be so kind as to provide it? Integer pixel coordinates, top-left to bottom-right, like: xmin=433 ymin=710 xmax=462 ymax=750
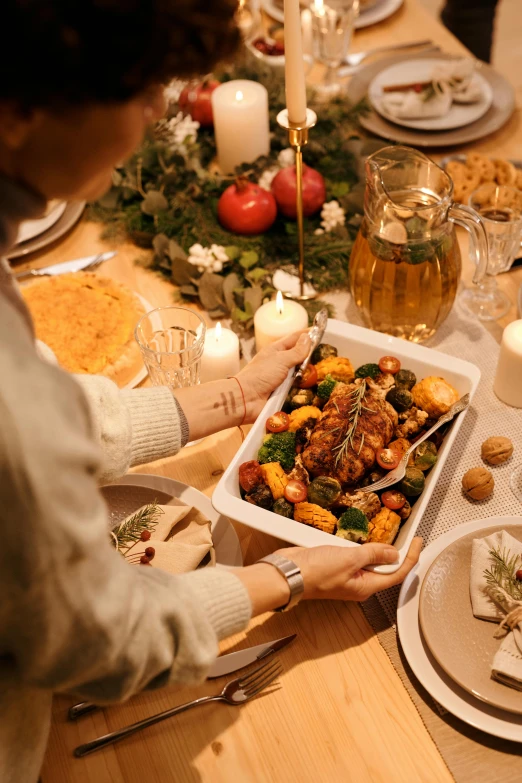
xmin=470 ymin=530 xmax=522 ymax=691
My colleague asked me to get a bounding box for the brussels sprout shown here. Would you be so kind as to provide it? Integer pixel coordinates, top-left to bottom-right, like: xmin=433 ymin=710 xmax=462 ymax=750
xmin=245 ymin=484 xmax=273 ymax=509
xmin=399 ymin=467 xmax=425 ymax=497
xmin=311 ymin=343 xmax=338 ymax=364
xmin=395 ymin=369 xmax=417 ymax=390
xmin=386 ymin=386 xmax=414 ymax=413
xmin=414 ymin=441 xmax=438 ymax=471
xmin=307 ymin=476 xmax=342 ymax=508
xmin=361 ymin=468 xmax=386 ymax=488
xmin=273 ymin=498 xmax=294 ymax=518
xmin=398 ymin=500 xmax=412 ymax=520
xmin=290 ymin=389 xmax=314 ymax=409
xmin=355 ymin=363 xmax=381 ymax=380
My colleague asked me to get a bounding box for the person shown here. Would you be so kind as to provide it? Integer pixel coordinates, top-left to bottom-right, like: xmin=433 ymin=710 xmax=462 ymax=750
xmin=0 ymin=2 xmax=422 ymax=781
xmin=440 ymin=0 xmax=499 ymax=63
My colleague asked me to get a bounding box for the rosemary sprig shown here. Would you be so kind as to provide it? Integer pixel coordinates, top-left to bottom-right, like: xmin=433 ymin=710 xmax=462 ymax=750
xmin=112 ymin=501 xmax=164 ymax=553
xmin=484 ymin=546 xmax=522 ymax=601
xmin=333 ymin=380 xmax=367 ymax=468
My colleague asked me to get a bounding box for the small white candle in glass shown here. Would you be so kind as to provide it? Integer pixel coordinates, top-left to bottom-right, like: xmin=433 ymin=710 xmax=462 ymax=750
xmin=493 ymin=320 xmax=522 ymax=407
xmin=284 ymin=0 xmax=308 ymax=125
xmin=211 ymin=80 xmax=270 ymax=174
xmin=254 ymin=290 xmax=309 ymax=351
xmin=199 ymin=321 xmax=241 ymax=384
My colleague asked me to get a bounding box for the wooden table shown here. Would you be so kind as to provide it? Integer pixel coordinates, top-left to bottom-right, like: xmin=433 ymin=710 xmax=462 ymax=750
xmin=26 ymin=2 xmax=519 ymax=781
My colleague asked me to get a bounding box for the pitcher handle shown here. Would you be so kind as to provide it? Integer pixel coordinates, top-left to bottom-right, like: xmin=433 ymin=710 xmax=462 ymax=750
xmin=448 ymin=203 xmax=489 ymax=285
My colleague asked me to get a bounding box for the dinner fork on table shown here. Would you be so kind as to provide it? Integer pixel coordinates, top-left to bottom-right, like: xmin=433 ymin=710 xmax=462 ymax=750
xmin=14 ymin=251 xmax=115 ymax=280
xmin=74 ymin=658 xmax=282 ymax=758
xmin=338 ymin=44 xmax=441 ymax=78
xmin=341 ymin=39 xmax=433 ymax=68
xmin=359 ymin=394 xmax=470 ymax=494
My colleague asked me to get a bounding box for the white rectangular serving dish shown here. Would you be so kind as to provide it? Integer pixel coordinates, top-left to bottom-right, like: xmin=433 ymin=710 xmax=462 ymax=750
xmin=212 ymin=319 xmax=481 ymax=573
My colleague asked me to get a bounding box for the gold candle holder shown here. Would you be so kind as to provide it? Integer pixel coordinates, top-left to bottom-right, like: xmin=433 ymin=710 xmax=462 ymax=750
xmin=276 ymin=108 xmax=318 ymax=301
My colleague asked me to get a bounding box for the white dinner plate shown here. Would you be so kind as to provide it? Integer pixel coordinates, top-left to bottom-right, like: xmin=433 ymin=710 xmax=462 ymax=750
xmin=260 ymin=0 xmax=403 ymax=29
xmin=16 ymin=201 xmax=67 ymax=244
xmin=369 ymin=59 xmax=493 ymax=130
xmin=397 ymin=516 xmax=522 ymax=742
xmin=105 ymin=473 xmax=243 ymax=569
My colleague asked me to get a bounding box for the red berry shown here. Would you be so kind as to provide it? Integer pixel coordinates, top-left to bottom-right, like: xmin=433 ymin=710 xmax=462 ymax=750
xmin=140 ymin=530 xmax=151 ymax=542
xmin=516 ymin=569 xmax=522 ymax=581
xmin=140 ymin=555 xmax=151 ymax=565
xmin=145 ymin=547 xmax=156 ymax=560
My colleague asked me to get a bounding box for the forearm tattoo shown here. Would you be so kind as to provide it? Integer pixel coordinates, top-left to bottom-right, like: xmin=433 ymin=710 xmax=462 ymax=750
xmin=214 ymin=391 xmax=238 ymax=417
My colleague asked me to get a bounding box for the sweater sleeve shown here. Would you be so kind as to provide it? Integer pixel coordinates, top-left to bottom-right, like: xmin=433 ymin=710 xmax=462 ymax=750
xmin=0 ymin=304 xmax=251 ymax=702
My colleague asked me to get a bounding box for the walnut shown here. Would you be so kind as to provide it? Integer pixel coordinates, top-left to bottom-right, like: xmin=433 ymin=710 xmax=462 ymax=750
xmin=481 ymin=436 xmax=513 ymax=465
xmin=462 ymin=467 xmax=494 ymax=500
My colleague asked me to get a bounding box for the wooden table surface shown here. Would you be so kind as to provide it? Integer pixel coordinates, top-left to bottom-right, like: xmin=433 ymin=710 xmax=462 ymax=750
xmin=23 ymin=2 xmax=520 ymax=781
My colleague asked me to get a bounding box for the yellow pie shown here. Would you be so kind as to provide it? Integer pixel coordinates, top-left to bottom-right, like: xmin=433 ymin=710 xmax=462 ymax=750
xmin=21 ymin=272 xmax=145 ymax=387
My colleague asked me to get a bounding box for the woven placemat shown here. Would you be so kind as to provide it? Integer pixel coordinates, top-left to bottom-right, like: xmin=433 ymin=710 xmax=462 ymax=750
xmin=322 ymin=293 xmax=522 ymax=782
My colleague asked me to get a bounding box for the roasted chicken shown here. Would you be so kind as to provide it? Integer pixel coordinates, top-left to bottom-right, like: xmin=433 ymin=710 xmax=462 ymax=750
xmin=302 ymin=380 xmax=397 ymax=485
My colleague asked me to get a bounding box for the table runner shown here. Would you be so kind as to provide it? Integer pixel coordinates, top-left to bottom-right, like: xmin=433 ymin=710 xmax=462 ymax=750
xmin=323 ymin=292 xmax=522 ymax=782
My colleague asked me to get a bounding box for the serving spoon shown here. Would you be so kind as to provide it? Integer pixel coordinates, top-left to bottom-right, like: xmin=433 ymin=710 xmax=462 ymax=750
xmin=294 ymin=308 xmax=328 ymax=383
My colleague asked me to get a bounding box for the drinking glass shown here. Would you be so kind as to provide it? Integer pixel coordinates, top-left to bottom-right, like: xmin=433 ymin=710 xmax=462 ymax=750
xmin=135 ymin=307 xmax=206 ymax=390
xmin=236 ymin=0 xmax=262 ymax=43
xmin=311 ymin=0 xmax=360 ymax=97
xmin=460 ymin=185 xmax=522 ymax=321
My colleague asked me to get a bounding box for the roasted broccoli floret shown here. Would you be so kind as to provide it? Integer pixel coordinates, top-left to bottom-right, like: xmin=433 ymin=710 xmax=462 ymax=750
xmin=355 ymin=363 xmax=381 ymax=380
xmin=336 ymin=507 xmax=369 ymax=542
xmin=316 ymin=374 xmax=338 ymax=400
xmin=258 ymin=431 xmax=296 ymax=471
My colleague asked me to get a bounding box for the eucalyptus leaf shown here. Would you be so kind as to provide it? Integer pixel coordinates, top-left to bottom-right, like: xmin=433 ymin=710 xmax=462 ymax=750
xmin=208 ymin=307 xmax=227 ymax=319
xmin=171 ymin=256 xmax=199 ymax=286
xmin=168 ymin=239 xmax=187 ymax=262
xmin=247 ymin=267 xmax=267 ymax=283
xmin=239 ymin=250 xmax=259 ymax=269
xmin=179 ymin=284 xmax=199 ymax=296
xmin=243 ymin=285 xmax=263 ymax=315
xmin=330 ymin=181 xmax=350 ymax=199
xmin=97 ymin=189 xmax=121 ymax=210
xmin=111 ymin=170 xmax=123 ymax=187
xmin=198 ymin=272 xmax=225 ymax=311
xmin=141 ymin=190 xmax=169 ymax=216
xmin=222 ymin=273 xmax=242 ymax=313
xmin=152 ymin=233 xmax=170 ymax=255
xmin=225 ymin=246 xmax=241 ymax=261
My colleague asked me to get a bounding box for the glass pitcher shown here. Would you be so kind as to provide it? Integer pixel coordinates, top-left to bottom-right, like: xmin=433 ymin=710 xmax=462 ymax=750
xmin=349 ymin=146 xmax=488 ymax=342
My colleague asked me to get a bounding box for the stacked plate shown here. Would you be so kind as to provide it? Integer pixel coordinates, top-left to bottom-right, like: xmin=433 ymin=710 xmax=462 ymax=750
xmin=261 ymin=0 xmax=404 ymax=29
xmin=398 ymin=517 xmax=522 ymax=741
xmin=347 ymin=51 xmax=515 ymax=147
xmin=8 ymin=200 xmax=85 ymax=260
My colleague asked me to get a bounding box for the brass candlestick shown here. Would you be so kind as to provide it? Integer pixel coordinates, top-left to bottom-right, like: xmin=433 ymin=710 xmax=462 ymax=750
xmin=276 ymin=108 xmax=318 ymax=301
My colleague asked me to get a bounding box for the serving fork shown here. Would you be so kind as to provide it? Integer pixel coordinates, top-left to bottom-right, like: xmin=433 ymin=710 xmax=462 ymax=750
xmin=359 ymin=394 xmax=470 ymax=494
xmin=74 ymin=658 xmax=282 ymax=758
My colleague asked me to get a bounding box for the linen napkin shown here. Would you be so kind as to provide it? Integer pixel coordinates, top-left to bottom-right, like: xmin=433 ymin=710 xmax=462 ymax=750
xmin=470 ymin=530 xmax=522 ymax=691
xmin=381 ymin=87 xmax=452 ymax=120
xmin=120 ymin=503 xmax=215 ymax=575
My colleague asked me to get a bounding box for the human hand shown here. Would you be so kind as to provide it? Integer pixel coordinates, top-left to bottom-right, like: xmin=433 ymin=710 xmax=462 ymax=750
xmin=237 ymin=331 xmax=311 ymax=423
xmin=276 ymin=537 xmax=423 ymax=602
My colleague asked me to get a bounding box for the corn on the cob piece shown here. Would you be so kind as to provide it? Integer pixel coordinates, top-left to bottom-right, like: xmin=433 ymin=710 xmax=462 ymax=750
xmin=368 ymin=507 xmax=401 ymax=544
xmin=260 ymin=462 xmax=288 ymax=501
xmin=315 ymin=356 xmax=354 ymax=383
xmin=288 ymin=405 xmax=322 ymax=432
xmin=294 ymin=502 xmax=336 ymax=534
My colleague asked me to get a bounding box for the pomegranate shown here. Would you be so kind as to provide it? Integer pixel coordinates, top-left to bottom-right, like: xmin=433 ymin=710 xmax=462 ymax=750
xmin=218 ymin=178 xmax=277 ymax=235
xmin=271 ymin=164 xmax=326 ymax=219
xmin=178 ymin=80 xmax=219 ymax=128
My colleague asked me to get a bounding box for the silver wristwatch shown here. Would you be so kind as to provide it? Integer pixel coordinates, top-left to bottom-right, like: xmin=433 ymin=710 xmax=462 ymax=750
xmin=257 ymin=553 xmax=304 ymax=612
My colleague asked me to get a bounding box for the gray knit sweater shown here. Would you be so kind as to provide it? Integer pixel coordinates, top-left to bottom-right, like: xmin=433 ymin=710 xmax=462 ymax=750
xmin=0 ymin=178 xmax=252 ymax=783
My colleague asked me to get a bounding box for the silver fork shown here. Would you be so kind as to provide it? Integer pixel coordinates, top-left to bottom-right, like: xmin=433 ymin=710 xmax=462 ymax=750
xmin=359 ymin=394 xmax=470 ymax=494
xmin=343 ymin=39 xmax=433 ymax=68
xmin=14 ymin=253 xmax=105 ymax=280
xmin=338 ymin=44 xmax=440 ymax=78
xmin=74 ymin=658 xmax=282 ymax=758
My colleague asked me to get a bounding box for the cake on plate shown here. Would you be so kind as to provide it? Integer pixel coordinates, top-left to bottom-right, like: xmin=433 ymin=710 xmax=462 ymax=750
xmin=21 ymin=272 xmax=145 ymax=387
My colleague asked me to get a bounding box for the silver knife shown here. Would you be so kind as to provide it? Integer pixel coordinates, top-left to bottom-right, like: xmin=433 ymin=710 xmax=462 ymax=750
xmin=67 ymin=633 xmax=296 ymax=721
xmin=14 ymin=251 xmax=116 ymax=280
xmin=294 ymin=308 xmax=328 ymax=382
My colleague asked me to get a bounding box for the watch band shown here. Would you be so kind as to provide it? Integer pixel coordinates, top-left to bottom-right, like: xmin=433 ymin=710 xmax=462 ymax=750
xmin=257 ymin=553 xmax=304 ymax=612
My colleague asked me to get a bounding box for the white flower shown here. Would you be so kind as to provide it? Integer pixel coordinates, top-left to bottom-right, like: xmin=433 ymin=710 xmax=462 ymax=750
xmin=317 ymin=200 xmax=346 ymax=233
xmin=258 ymin=167 xmax=279 ymax=191
xmin=187 ymin=243 xmax=229 ymax=273
xmin=278 ymin=148 xmax=296 ymax=168
xmin=165 ymin=111 xmax=200 ymax=154
xmin=164 ymin=79 xmax=187 ymax=105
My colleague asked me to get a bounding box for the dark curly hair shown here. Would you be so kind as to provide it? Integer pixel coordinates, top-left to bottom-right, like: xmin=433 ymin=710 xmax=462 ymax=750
xmin=3 ymin=0 xmax=240 ymax=107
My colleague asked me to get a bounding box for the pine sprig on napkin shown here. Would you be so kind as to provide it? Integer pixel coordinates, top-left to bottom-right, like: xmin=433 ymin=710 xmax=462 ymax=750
xmin=111 ymin=502 xmax=164 ymax=553
xmin=484 ymin=546 xmax=522 ymax=602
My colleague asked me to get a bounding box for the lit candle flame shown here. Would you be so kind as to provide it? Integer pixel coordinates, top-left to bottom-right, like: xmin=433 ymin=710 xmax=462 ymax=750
xmin=276 ymin=290 xmax=284 ymax=315
xmin=235 ymin=90 xmax=244 ymax=102
xmin=215 ymin=321 xmax=222 ymax=342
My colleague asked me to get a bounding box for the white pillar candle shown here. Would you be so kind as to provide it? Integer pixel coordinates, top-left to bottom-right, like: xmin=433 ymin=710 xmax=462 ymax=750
xmin=494 ymin=320 xmax=522 ymax=407
xmin=211 ymin=80 xmax=270 ymax=174
xmin=254 ymin=291 xmax=309 ymax=351
xmin=200 ymin=322 xmax=241 ymax=383
xmin=284 ymin=0 xmax=308 ymax=125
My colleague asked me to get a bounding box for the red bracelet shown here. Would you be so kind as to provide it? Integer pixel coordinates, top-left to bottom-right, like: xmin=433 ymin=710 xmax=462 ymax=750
xmin=228 ymin=375 xmax=247 ymax=427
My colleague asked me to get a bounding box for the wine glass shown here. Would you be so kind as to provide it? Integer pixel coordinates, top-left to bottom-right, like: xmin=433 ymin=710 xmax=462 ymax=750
xmin=459 ymin=185 xmax=522 ymax=321
xmin=235 ymin=0 xmax=262 ymax=43
xmin=311 ymin=0 xmax=360 ymax=97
